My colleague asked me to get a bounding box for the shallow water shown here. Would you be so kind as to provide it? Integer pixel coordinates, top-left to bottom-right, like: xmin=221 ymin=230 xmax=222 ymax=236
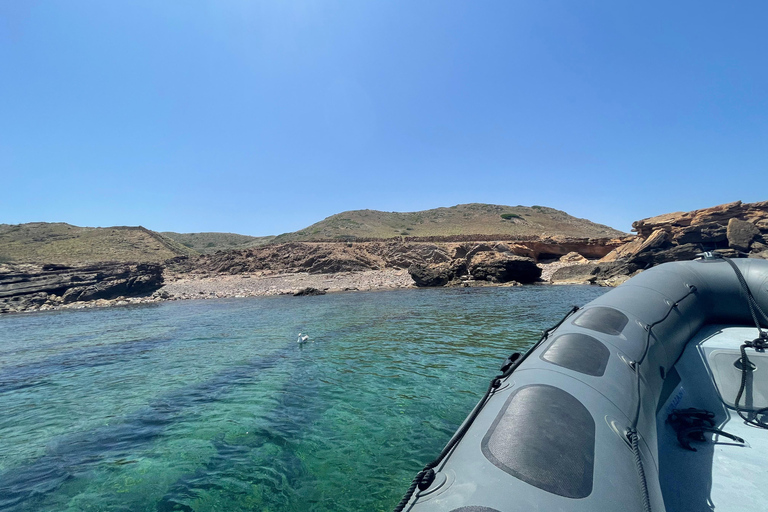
xmin=0 ymin=285 xmax=606 ymax=512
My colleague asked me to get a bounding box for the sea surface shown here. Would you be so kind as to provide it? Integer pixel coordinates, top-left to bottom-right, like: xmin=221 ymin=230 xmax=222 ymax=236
xmin=0 ymin=285 xmax=606 ymax=512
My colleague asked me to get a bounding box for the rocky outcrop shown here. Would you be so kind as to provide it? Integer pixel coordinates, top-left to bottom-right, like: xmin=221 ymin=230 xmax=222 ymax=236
xmin=408 ymin=243 xmax=541 ymax=287
xmin=613 ymin=201 xmax=768 ymax=261
xmin=727 ymin=218 xmax=761 ymax=252
xmin=0 ymin=262 xmax=163 ymax=313
xmin=559 ymin=251 xmax=590 ymax=264
xmin=185 ymin=237 xmax=622 ymax=277
xmin=550 ymin=264 xmax=599 ymax=285
xmin=517 ymin=236 xmax=629 ymax=260
xmin=577 ymin=200 xmax=768 ymax=286
xmin=378 ymin=243 xmax=452 ymax=268
xmin=632 ymin=201 xmax=768 ymax=239
xmin=183 ymin=239 xmax=614 ymax=289
xmin=186 ymin=243 xmax=386 ymax=275
xmin=408 ymin=260 xmax=467 ymax=287
xmin=293 ymin=287 xmax=327 ymax=296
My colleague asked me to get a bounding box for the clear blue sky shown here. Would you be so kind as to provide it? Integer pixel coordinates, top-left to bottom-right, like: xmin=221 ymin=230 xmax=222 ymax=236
xmin=1 ymin=1 xmax=766 ymax=236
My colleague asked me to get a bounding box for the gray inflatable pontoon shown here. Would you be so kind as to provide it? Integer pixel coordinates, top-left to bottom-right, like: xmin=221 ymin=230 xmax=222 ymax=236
xmin=396 ymin=256 xmax=768 ymax=512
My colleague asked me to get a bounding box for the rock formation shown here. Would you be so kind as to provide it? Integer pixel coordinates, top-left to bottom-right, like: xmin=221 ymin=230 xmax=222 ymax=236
xmin=0 ymin=262 xmax=163 ymax=313
xmin=467 ymin=252 xmax=541 ymax=283
xmin=407 ymin=243 xmax=541 ymax=287
xmin=408 ymin=260 xmax=468 ymax=287
xmin=551 ymin=201 xmax=768 ymax=286
xmin=293 ymin=287 xmax=327 ymax=296
xmin=175 ymin=236 xmax=622 ymax=278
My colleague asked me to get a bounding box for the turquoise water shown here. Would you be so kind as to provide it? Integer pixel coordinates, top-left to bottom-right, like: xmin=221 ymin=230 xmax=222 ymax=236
xmin=0 ymin=286 xmax=606 ymax=512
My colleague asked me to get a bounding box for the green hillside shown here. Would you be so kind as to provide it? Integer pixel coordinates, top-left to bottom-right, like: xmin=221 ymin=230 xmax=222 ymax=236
xmin=0 ymin=223 xmax=197 ymax=264
xmin=272 ymin=203 xmax=625 ymax=242
xmin=162 ymin=232 xmax=276 ymax=254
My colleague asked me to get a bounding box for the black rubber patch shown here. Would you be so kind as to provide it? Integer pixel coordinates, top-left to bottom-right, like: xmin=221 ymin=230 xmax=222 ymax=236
xmin=449 ymin=508 xmax=501 ymax=512
xmin=541 ymin=333 xmax=610 ymax=377
xmin=573 ymin=307 xmax=628 ymax=335
xmin=481 ymin=385 xmax=595 ymax=498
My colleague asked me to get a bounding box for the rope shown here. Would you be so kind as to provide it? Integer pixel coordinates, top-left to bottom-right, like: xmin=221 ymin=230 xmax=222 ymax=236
xmin=631 ymin=285 xmax=697 ymax=429
xmin=734 ymin=342 xmax=768 ymax=429
xmin=722 ymin=257 xmax=768 ymax=336
xmin=627 ymin=284 xmax=697 ymax=512
xmin=628 ymin=428 xmax=652 ymax=512
xmin=721 ymin=256 xmax=768 ymax=429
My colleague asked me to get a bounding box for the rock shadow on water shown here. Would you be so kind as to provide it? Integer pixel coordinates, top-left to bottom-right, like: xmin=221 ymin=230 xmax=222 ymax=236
xmin=155 ymin=352 xmax=327 ymax=512
xmin=0 ymin=347 xmax=292 ymax=511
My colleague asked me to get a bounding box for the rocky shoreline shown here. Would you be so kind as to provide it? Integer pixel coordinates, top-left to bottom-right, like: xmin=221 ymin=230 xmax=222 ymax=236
xmin=3 ymin=200 xmax=768 ymax=316
xmin=0 ymin=262 xmax=578 ymax=315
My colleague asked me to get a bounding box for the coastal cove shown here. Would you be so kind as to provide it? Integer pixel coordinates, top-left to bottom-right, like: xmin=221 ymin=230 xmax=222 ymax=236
xmin=0 ymin=261 xmax=574 ymax=316
xmin=0 ymin=285 xmax=607 ymax=512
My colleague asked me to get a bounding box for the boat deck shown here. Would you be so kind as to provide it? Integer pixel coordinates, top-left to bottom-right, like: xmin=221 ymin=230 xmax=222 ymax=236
xmin=658 ymin=325 xmax=768 ymax=512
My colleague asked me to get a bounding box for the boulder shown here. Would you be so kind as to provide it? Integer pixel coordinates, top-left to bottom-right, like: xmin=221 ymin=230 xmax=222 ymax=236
xmin=468 ymin=253 xmax=541 ymax=284
xmin=293 ymin=287 xmax=327 ymax=296
xmin=727 ymin=218 xmax=760 ymax=252
xmin=550 ymin=264 xmax=598 ymax=285
xmin=591 ymin=261 xmax=642 ymax=287
xmin=559 ymin=252 xmax=589 ymax=264
xmin=408 ymin=260 xmax=467 ymax=287
xmin=408 ymin=262 xmax=452 ymax=287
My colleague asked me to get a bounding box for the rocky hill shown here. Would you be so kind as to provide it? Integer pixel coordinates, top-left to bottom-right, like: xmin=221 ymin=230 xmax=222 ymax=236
xmin=271 ymin=203 xmax=626 ymax=242
xmin=0 ymin=223 xmax=196 ymax=264
xmin=161 ymin=232 xmax=276 ymax=254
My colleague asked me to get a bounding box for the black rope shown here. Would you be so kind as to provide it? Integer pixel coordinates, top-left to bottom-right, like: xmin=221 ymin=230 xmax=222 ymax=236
xmin=626 ymin=284 xmax=698 ymax=512
xmin=631 ymin=285 xmax=697 ymax=429
xmin=721 ymin=256 xmax=768 ymax=430
xmin=392 ymin=305 xmax=580 ymax=512
xmin=722 ymin=257 xmax=768 ymax=336
xmin=734 ymin=341 xmax=768 ymax=429
xmin=628 ymin=428 xmax=652 ymax=512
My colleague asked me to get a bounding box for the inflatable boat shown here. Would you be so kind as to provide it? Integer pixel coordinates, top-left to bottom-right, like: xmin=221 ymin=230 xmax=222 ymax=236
xmin=396 ymin=255 xmax=768 ymax=512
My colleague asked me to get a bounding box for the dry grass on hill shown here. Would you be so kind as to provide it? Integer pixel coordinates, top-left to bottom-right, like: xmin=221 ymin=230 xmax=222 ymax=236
xmin=273 ymin=203 xmax=625 ymax=242
xmin=161 ymin=232 xmax=276 ymax=254
xmin=0 ymin=223 xmax=196 ymax=264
